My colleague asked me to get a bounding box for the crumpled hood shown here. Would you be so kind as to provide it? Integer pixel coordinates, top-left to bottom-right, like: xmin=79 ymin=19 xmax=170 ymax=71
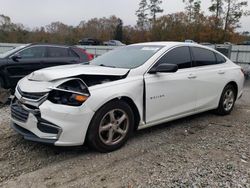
xmin=28 ymin=64 xmax=129 ymax=82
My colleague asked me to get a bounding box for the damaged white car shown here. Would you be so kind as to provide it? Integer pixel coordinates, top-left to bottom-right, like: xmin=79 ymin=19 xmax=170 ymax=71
xmin=11 ymin=42 xmax=245 ymax=152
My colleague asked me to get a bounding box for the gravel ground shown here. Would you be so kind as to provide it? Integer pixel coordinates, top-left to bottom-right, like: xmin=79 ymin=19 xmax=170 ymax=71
xmin=0 ymin=81 xmax=249 ymax=188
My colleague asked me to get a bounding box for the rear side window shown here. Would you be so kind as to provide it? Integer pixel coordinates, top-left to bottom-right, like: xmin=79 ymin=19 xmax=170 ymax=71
xmin=157 ymin=47 xmax=192 ymax=69
xmin=72 ymin=48 xmax=89 ymax=62
xmin=215 ymin=53 xmax=226 ymax=64
xmin=192 ymin=47 xmax=217 ymax=66
xmin=47 ymin=47 xmax=69 ymax=58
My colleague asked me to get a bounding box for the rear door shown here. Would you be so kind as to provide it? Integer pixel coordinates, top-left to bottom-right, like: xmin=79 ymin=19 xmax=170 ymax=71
xmin=4 ymin=46 xmax=46 ymax=87
xmin=144 ymin=46 xmax=197 ymax=123
xmin=42 ymin=46 xmax=80 ymax=68
xmin=190 ymin=47 xmax=228 ymax=111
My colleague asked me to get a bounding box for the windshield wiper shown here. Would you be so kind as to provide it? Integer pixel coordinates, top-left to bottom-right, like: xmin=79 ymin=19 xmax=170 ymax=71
xmin=99 ymin=64 xmax=116 ymax=68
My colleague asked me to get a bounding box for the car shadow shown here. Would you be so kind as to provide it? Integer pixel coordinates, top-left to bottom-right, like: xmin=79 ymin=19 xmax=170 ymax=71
xmin=13 ymin=110 xmax=214 ymax=156
xmin=134 ymin=111 xmax=213 ymax=138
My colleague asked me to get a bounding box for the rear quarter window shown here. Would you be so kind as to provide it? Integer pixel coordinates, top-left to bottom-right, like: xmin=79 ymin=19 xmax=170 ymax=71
xmin=68 ymin=49 xmax=79 ymax=58
xmin=72 ymin=48 xmax=89 ymax=62
xmin=215 ymin=53 xmax=226 ymax=64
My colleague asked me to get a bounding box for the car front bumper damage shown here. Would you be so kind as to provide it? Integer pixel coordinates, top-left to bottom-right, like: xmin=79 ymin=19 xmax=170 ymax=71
xmin=10 ymin=89 xmax=95 ymax=146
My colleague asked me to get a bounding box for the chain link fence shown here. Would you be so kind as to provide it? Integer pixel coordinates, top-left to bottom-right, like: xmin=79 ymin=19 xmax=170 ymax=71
xmin=1 ymin=43 xmax=250 ymax=76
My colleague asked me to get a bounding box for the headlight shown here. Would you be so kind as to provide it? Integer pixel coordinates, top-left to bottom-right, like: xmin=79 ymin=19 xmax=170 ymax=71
xmin=48 ymin=79 xmax=90 ymax=106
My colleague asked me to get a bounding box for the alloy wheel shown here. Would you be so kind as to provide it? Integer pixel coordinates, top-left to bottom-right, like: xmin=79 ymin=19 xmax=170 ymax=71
xmin=223 ymin=89 xmax=235 ymax=111
xmin=98 ymin=109 xmax=129 ymax=146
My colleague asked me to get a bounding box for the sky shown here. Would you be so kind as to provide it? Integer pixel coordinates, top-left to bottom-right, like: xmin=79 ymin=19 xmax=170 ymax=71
xmin=0 ymin=0 xmax=250 ymax=31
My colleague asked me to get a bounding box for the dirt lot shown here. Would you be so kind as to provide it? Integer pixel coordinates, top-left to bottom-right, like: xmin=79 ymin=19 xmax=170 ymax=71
xmin=0 ymin=81 xmax=249 ymax=188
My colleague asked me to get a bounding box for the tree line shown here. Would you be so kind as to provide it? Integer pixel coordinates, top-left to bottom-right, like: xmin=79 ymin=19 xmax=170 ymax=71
xmin=0 ymin=0 xmax=249 ymax=45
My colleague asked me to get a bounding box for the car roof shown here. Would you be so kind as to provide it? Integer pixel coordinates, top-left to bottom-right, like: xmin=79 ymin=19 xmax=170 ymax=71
xmin=130 ymin=41 xmax=227 ymax=58
xmin=131 ymin=41 xmax=215 ymax=50
xmin=29 ymin=43 xmax=73 ymax=48
xmin=132 ymin=41 xmax=196 ymax=46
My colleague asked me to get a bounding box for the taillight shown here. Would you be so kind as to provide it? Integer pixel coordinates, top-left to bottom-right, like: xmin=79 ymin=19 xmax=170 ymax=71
xmin=87 ymin=53 xmax=94 ymax=61
xmin=77 ymin=48 xmax=94 ymax=61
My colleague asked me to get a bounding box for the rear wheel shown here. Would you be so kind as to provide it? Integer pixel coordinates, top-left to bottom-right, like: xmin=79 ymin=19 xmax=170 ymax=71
xmin=215 ymin=84 xmax=237 ymax=115
xmin=86 ymin=100 xmax=134 ymax=152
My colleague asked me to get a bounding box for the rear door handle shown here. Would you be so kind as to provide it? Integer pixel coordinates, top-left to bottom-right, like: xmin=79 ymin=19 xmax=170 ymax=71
xmin=188 ymin=74 xmax=197 ymax=79
xmin=218 ymin=70 xmax=225 ymax=75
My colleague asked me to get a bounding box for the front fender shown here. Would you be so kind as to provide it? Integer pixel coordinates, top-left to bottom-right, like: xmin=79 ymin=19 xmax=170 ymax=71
xmin=85 ymin=78 xmax=144 ymax=120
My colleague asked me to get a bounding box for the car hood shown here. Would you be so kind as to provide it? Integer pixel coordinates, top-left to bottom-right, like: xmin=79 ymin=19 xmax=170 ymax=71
xmin=28 ymin=64 xmax=130 ymax=82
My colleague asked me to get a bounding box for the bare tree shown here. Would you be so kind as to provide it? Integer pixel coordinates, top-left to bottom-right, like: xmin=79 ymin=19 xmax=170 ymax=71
xmin=209 ymin=0 xmax=224 ymax=27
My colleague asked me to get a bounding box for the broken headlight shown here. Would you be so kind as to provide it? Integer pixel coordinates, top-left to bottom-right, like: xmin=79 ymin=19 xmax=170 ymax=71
xmin=48 ymin=79 xmax=90 ymax=106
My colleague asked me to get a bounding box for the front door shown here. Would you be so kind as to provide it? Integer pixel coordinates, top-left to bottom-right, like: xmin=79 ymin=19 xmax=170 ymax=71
xmin=144 ymin=46 xmax=196 ymax=124
xmin=5 ymin=46 xmax=46 ymax=88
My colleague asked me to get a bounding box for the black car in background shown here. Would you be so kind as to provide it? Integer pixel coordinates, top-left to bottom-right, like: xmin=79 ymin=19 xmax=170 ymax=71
xmin=0 ymin=44 xmax=93 ymax=90
xmin=79 ymin=38 xmax=102 ymax=45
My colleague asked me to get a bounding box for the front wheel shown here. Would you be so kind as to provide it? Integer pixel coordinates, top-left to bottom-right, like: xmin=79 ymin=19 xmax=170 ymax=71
xmin=86 ymin=100 xmax=134 ymax=152
xmin=215 ymin=84 xmax=237 ymax=115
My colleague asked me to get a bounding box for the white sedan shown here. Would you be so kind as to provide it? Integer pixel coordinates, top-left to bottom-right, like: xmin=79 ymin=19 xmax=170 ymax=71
xmin=11 ymin=42 xmax=245 ymax=152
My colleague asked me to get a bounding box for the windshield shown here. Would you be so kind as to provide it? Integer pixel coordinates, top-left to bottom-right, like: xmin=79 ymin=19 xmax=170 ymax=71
xmin=91 ymin=45 xmax=163 ymax=69
xmin=0 ymin=45 xmax=29 ymax=58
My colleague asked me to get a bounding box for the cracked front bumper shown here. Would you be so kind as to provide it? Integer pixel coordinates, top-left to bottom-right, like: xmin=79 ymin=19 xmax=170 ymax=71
xmin=11 ymin=97 xmax=95 ymax=146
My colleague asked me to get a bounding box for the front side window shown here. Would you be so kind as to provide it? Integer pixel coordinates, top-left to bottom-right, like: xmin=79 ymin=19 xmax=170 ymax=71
xmin=192 ymin=47 xmax=217 ymax=66
xmin=47 ymin=47 xmax=69 ymax=58
xmin=0 ymin=45 xmax=29 ymax=59
xmin=156 ymin=46 xmax=192 ymax=69
xmin=18 ymin=46 xmax=46 ymax=59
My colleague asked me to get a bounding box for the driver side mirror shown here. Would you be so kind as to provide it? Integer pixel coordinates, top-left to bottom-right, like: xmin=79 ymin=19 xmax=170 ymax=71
xmin=11 ymin=54 xmax=22 ymax=62
xmin=149 ymin=64 xmax=178 ymax=74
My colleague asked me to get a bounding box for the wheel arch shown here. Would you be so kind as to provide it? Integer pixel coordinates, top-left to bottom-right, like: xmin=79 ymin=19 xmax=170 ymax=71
xmin=226 ymin=81 xmax=238 ymax=98
xmin=119 ymin=96 xmax=141 ymax=131
xmin=216 ymin=81 xmax=239 ymax=108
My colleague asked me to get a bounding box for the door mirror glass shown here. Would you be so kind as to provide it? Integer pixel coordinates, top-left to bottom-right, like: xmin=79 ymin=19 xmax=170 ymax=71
xmin=11 ymin=54 xmax=22 ymax=62
xmin=149 ymin=64 xmax=178 ymax=74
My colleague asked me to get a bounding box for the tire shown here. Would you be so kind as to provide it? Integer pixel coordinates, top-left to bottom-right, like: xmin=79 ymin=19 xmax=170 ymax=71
xmin=86 ymin=100 xmax=134 ymax=153
xmin=215 ymin=84 xmax=237 ymax=115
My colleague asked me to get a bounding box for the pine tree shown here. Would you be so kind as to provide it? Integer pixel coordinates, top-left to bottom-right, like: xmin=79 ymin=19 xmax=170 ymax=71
xmin=149 ymin=0 xmax=163 ymax=22
xmin=114 ymin=19 xmax=123 ymax=41
xmin=136 ymin=0 xmax=149 ymax=30
xmin=183 ymin=0 xmax=202 ymax=23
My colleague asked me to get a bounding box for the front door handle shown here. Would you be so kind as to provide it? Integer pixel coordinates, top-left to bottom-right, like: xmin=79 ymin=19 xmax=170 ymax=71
xmin=188 ymin=74 xmax=197 ymax=79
